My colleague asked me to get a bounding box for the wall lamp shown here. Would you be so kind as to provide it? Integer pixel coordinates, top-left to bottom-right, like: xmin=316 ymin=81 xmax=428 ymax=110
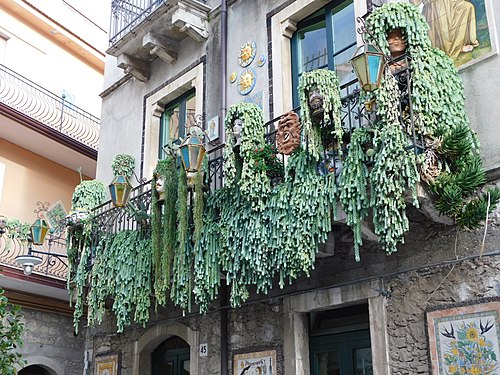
xmin=6 ymin=202 xmax=69 ymax=276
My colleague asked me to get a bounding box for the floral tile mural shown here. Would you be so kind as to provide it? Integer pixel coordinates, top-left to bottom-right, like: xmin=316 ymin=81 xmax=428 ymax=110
xmin=427 ymin=301 xmax=500 ymax=375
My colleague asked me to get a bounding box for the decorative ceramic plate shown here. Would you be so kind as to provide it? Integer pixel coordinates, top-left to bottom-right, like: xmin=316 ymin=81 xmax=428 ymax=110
xmin=238 ymin=68 xmax=256 ymax=95
xmin=257 ymin=54 xmax=266 ymax=67
xmin=238 ymin=40 xmax=257 ymax=67
xmin=230 ymin=71 xmax=237 ymax=83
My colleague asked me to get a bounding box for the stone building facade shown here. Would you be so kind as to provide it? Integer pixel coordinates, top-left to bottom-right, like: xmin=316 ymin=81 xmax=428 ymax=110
xmin=89 ymin=0 xmax=500 ymax=374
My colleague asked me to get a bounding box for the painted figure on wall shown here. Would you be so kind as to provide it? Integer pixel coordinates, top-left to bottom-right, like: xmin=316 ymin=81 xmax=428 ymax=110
xmin=372 ymin=0 xmax=492 ymax=67
xmin=410 ymin=0 xmax=478 ymax=59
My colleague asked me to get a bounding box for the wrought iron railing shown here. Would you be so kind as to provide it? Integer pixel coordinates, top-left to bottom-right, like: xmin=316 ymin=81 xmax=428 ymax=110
xmin=0 ymin=234 xmax=68 ymax=280
xmin=86 ymin=80 xmax=367 ymax=237
xmin=0 ymin=64 xmax=100 ymax=150
xmin=109 ymin=0 xmax=207 ymax=45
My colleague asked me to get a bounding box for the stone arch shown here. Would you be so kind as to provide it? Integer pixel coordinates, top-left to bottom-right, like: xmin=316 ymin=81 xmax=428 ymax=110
xmin=133 ymin=320 xmax=199 ymax=375
xmin=16 ymin=356 xmax=62 ymax=375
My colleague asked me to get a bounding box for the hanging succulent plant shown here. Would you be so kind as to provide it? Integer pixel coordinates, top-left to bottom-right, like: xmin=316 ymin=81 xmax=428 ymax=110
xmin=111 ymin=154 xmax=136 ymax=177
xmin=224 ymin=102 xmax=270 ymax=209
xmin=365 ymin=2 xmax=499 ymax=231
xmin=298 ymin=69 xmax=343 ymax=160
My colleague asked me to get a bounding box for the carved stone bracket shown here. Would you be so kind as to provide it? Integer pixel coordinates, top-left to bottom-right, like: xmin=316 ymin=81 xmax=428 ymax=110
xmin=170 ymin=1 xmax=210 ymax=42
xmin=117 ymin=54 xmax=150 ymax=82
xmin=281 ymin=19 xmax=297 ymax=39
xmin=143 ymin=33 xmax=178 ymax=63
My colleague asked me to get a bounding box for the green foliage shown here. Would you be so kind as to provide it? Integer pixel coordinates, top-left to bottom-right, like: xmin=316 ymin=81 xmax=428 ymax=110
xmin=151 ymin=158 xmax=178 ymax=307
xmin=71 ymin=180 xmax=107 ymax=211
xmin=111 ymin=154 xmax=136 ymax=177
xmin=224 ymin=103 xmax=270 ymax=208
xmin=455 ymin=187 xmax=500 ymax=229
xmin=298 ymin=69 xmax=343 ymax=160
xmin=339 ymin=128 xmax=371 ymax=261
xmin=249 ymin=144 xmax=284 ymax=179
xmin=365 ymin=3 xmax=497 ymax=231
xmin=194 ymin=149 xmax=336 ymax=312
xmin=4 ymin=218 xmax=31 ymax=249
xmin=85 ymin=230 xmax=152 ymax=333
xmin=171 ymin=168 xmax=193 ymax=311
xmin=0 ymin=287 xmax=25 ymax=374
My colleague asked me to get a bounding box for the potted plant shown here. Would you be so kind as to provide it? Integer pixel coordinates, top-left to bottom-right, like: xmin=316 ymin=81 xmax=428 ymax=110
xmin=109 ymin=154 xmax=135 ymax=207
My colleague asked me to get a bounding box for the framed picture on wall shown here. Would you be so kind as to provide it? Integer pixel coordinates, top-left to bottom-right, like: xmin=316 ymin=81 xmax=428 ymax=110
xmin=368 ymin=0 xmax=496 ymax=69
xmin=95 ymin=354 xmax=119 ymax=375
xmin=233 ymin=349 xmax=277 ymax=375
xmin=427 ymin=300 xmax=500 ymax=375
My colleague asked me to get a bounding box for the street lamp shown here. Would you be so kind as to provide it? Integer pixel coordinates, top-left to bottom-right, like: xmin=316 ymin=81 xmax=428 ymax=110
xmin=109 ymin=175 xmax=133 ymax=207
xmin=350 ymin=16 xmax=386 ymax=91
xmin=179 ymin=126 xmax=206 ymax=174
xmin=30 ymin=218 xmax=50 ymax=245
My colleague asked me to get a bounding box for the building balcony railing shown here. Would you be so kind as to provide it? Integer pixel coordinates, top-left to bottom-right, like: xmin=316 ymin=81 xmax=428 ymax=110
xmin=0 ymin=64 xmax=100 ymax=151
xmin=109 ymin=0 xmax=207 ymax=46
xmin=0 ymin=234 xmax=68 ymax=280
xmin=86 ymin=79 xmax=367 ymax=240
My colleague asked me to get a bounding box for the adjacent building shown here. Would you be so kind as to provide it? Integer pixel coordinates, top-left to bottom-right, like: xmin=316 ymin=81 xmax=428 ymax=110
xmin=0 ymin=0 xmax=106 ymax=373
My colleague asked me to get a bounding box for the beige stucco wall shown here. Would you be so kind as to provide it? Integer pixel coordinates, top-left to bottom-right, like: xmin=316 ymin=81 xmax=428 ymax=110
xmin=0 ymin=138 xmax=82 ymax=222
xmin=0 ymin=3 xmax=104 ymax=117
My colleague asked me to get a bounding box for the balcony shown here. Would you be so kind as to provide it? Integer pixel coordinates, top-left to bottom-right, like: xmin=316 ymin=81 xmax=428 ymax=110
xmin=0 ymin=64 xmax=100 ymax=151
xmin=107 ymin=0 xmax=211 ymax=81
xmin=0 ymin=234 xmax=68 ymax=280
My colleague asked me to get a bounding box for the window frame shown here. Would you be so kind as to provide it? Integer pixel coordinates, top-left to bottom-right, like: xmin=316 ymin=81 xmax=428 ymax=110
xmin=290 ymin=0 xmax=355 ymax=107
xmin=158 ymin=88 xmax=196 ymax=159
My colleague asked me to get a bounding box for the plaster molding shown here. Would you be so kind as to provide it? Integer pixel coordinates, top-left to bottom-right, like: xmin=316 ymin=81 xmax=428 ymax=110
xmin=117 ymin=54 xmax=150 ymax=82
xmin=281 ymin=19 xmax=297 ymax=39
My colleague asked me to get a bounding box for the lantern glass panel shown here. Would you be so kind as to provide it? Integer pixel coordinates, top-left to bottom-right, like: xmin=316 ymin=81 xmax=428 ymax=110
xmin=367 ymin=54 xmax=383 ymax=86
xmin=31 ymin=219 xmax=49 ymax=245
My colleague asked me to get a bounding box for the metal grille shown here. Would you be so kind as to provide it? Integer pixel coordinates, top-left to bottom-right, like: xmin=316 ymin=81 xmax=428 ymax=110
xmin=109 ymin=0 xmax=207 ymax=45
xmin=0 ymin=64 xmax=100 ymax=150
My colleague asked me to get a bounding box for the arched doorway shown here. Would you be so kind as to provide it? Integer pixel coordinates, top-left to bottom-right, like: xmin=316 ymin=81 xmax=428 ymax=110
xmin=151 ymin=336 xmax=190 ymax=375
xmin=19 ymin=365 xmax=52 ymax=375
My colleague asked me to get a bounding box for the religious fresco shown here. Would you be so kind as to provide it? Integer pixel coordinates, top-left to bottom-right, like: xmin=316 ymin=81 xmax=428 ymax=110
xmin=370 ymin=0 xmax=494 ymax=67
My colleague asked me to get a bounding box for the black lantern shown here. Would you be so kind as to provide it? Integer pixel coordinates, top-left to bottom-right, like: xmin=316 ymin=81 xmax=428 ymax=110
xmin=350 ymin=43 xmax=385 ymax=91
xmin=31 ymin=218 xmax=49 ymax=245
xmin=179 ymin=132 xmax=206 ymax=173
xmin=109 ymin=175 xmax=133 ymax=208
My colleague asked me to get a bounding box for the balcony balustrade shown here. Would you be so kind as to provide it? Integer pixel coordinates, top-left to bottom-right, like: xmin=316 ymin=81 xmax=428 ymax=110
xmin=82 ymin=79 xmax=369 ymax=243
xmin=0 ymin=234 xmax=68 ymax=280
xmin=0 ymin=64 xmax=100 ymax=150
xmin=109 ymin=0 xmax=208 ymax=45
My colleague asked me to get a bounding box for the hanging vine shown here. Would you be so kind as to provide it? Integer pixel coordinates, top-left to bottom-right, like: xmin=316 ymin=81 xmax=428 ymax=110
xmin=223 ymin=102 xmax=270 ymax=209
xmin=339 ymin=128 xmax=371 ymax=261
xmin=298 ymin=69 xmax=343 ymax=160
xmin=151 ymin=157 xmax=178 ymax=306
xmin=365 ymin=2 xmax=499 ymax=228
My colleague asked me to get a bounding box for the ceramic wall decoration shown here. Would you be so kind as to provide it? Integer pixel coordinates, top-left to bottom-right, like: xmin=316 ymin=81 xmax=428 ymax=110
xmin=238 ymin=40 xmax=257 ymax=67
xmin=257 ymin=54 xmax=266 ymax=67
xmin=277 ymin=111 xmax=301 ymax=155
xmin=238 ymin=68 xmax=256 ymax=95
xmin=230 ymin=72 xmax=237 ymax=83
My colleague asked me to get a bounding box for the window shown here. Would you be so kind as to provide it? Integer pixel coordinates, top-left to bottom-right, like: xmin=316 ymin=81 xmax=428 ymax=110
xmin=159 ymin=89 xmax=196 ymax=159
xmin=291 ymin=0 xmax=356 ymax=106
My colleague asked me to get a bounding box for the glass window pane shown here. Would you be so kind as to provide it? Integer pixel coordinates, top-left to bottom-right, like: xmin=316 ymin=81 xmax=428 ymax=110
xmin=185 ymin=94 xmax=196 ymax=133
xmin=333 ymin=44 xmax=357 ymax=86
xmin=316 ymin=351 xmax=340 ymax=375
xmin=354 ymin=348 xmax=373 ymax=375
xmin=298 ymin=21 xmax=327 ymax=73
xmin=181 ymin=359 xmax=190 ymax=374
xmin=165 ymin=103 xmax=181 ymax=141
xmin=331 ymin=2 xmax=356 ymax=54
